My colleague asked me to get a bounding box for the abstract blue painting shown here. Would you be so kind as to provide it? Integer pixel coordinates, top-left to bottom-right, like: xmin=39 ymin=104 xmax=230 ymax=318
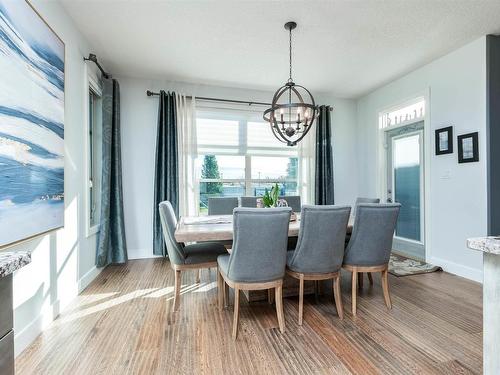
xmin=0 ymin=0 xmax=64 ymax=247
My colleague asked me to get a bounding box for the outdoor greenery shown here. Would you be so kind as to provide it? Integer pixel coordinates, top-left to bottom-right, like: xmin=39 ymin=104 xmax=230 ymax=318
xmin=201 ymin=155 xmax=223 ymax=195
xmin=198 ymin=155 xmax=299 ymax=212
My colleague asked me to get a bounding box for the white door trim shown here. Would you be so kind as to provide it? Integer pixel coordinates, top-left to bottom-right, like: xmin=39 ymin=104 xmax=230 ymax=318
xmin=376 ymin=88 xmax=431 ymax=262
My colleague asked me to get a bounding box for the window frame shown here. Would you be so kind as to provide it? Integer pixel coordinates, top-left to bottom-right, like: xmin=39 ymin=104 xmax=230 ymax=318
xmin=196 ymin=107 xmax=299 ymax=202
xmin=84 ymin=69 xmax=103 ymax=237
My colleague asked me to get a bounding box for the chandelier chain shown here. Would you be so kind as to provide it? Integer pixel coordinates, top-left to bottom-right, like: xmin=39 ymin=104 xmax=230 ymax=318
xmin=289 ymin=26 xmax=292 ymax=82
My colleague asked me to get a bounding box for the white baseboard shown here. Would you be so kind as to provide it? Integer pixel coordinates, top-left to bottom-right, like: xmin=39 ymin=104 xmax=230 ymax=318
xmin=428 ymin=255 xmax=483 ymax=283
xmin=14 ymin=298 xmax=59 ymax=357
xmin=15 ymin=312 xmax=43 ymax=357
xmin=128 ymin=248 xmax=162 ymax=260
xmin=78 ymin=265 xmax=102 ymax=293
xmin=15 ymin=266 xmax=102 ymax=357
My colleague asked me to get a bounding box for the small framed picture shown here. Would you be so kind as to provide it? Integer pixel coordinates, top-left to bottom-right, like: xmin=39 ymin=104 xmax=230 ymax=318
xmin=457 ymin=132 xmax=479 ymax=163
xmin=435 ymin=126 xmax=453 ymax=155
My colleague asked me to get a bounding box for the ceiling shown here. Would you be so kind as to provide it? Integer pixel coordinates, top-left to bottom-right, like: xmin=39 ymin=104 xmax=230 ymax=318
xmin=60 ymin=0 xmax=500 ymax=98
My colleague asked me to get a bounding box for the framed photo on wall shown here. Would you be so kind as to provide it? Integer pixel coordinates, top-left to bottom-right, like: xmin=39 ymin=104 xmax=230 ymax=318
xmin=435 ymin=126 xmax=453 ymax=155
xmin=458 ymin=132 xmax=479 ymax=163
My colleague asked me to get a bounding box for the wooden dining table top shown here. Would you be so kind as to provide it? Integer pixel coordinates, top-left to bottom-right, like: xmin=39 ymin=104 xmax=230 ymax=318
xmin=174 ymin=214 xmax=354 ymax=243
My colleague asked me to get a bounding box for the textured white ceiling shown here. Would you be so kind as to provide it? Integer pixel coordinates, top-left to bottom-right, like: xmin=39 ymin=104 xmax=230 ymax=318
xmin=60 ymin=0 xmax=500 ymax=98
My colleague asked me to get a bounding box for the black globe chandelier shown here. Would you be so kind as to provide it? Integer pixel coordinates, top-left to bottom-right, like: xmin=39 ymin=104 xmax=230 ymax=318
xmin=263 ymin=21 xmax=318 ymax=146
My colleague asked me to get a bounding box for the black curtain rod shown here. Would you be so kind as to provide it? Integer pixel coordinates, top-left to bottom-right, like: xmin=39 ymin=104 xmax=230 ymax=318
xmin=146 ymin=90 xmax=270 ymax=106
xmin=146 ymin=90 xmax=333 ymax=110
xmin=84 ymin=54 xmax=110 ymax=79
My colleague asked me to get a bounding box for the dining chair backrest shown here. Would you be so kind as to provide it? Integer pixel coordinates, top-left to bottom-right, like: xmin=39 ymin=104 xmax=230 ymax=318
xmin=354 ymin=197 xmax=380 ymax=216
xmin=239 ymin=196 xmax=259 ymax=208
xmin=343 ymin=203 xmax=401 ymax=266
xmin=226 ymin=207 xmax=292 ymax=283
xmin=280 ymin=196 xmax=301 ymax=213
xmin=158 ymin=201 xmax=186 ymax=265
xmin=208 ymin=197 xmax=239 ymax=215
xmin=288 ymin=205 xmax=351 ymax=274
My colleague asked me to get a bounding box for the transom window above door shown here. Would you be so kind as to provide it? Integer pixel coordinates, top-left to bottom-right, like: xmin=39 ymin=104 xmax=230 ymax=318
xmin=379 ymin=97 xmax=425 ymax=129
xmin=196 ymin=108 xmax=299 ymax=214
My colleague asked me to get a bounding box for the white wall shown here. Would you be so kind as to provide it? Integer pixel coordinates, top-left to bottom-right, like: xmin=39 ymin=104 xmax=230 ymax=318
xmin=325 ymin=95 xmax=359 ymax=207
xmin=356 ymin=37 xmax=487 ymax=282
xmin=118 ymin=75 xmax=358 ymax=259
xmin=3 ymin=0 xmax=101 ymax=356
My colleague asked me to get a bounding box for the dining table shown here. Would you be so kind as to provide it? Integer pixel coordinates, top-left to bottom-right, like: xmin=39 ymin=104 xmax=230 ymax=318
xmin=175 ymin=214 xmax=354 ymax=243
xmin=174 ymin=213 xmax=355 ymax=302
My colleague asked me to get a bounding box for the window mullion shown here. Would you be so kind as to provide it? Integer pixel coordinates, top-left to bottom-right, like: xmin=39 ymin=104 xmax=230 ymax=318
xmin=245 ymin=156 xmax=252 ymax=196
xmin=240 ymin=118 xmax=252 ymax=196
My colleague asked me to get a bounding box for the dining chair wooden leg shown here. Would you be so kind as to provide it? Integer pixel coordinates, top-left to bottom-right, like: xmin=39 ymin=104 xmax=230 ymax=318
xmin=358 ymin=272 xmax=364 ymax=289
xmin=232 ymin=288 xmax=240 ymax=340
xmin=195 ymin=269 xmax=201 ymax=284
xmin=299 ymin=275 xmax=304 ymax=326
xmin=367 ymin=272 xmax=374 ymax=285
xmin=217 ymin=269 xmax=223 ymax=311
xmin=224 ymin=281 xmax=229 ymax=308
xmin=268 ymin=288 xmax=275 ymax=304
xmin=351 ymin=270 xmax=358 ymax=316
xmin=173 ymin=270 xmax=182 ymax=312
xmin=275 ymin=285 xmax=285 ymax=333
xmin=381 ymin=269 xmax=392 ymax=309
xmin=333 ymin=275 xmax=344 ymax=320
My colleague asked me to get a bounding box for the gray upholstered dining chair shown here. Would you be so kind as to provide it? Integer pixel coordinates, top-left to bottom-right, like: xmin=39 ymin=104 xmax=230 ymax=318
xmin=280 ymin=195 xmax=301 ymax=213
xmin=208 ymin=197 xmax=238 ymax=215
xmin=217 ymin=207 xmax=292 ymax=339
xmin=342 ymin=203 xmax=401 ymax=316
xmin=353 ymin=197 xmax=380 ymax=215
xmin=238 ymin=196 xmax=258 ymax=208
xmin=346 ymin=197 xmax=381 ymax=256
xmin=286 ymin=205 xmax=351 ymax=324
xmin=159 ymin=201 xmax=228 ymax=311
xmin=238 ymin=195 xmax=299 ymax=250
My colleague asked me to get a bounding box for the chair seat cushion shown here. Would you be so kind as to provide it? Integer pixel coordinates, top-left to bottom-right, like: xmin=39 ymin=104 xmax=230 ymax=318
xmin=183 ymin=242 xmax=228 ymax=265
xmin=217 ymin=254 xmax=230 ymax=275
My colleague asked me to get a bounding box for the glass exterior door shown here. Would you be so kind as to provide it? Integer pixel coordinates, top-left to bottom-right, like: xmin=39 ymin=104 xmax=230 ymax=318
xmin=386 ymin=122 xmax=424 ymax=259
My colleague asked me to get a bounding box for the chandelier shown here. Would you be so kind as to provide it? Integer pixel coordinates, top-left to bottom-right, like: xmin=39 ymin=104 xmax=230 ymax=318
xmin=263 ymin=21 xmax=318 ymax=146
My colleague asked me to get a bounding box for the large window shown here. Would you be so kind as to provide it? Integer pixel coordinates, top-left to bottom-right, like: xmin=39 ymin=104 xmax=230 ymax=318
xmin=196 ymin=108 xmax=299 ymax=214
xmin=86 ymin=76 xmax=103 ymax=234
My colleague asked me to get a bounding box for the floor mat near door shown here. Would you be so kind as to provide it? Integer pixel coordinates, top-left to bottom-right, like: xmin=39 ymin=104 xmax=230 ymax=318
xmin=388 ymin=254 xmax=442 ymax=276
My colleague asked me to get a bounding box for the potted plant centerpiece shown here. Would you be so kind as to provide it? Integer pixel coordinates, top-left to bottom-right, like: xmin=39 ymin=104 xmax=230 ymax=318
xmin=257 ymin=183 xmax=297 ymax=221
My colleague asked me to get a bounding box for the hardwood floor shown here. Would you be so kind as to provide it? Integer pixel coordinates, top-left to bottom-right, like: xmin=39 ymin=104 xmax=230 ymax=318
xmin=16 ymin=259 xmax=482 ymax=374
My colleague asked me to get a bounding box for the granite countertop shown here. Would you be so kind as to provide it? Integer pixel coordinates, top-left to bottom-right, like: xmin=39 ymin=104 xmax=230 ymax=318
xmin=0 ymin=251 xmax=31 ymax=278
xmin=467 ymin=237 xmax=500 ymax=255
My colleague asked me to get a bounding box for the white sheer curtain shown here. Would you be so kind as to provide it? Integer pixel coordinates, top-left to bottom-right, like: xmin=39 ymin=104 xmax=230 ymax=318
xmin=298 ymin=121 xmax=316 ymax=204
xmin=176 ymin=94 xmax=199 ymax=216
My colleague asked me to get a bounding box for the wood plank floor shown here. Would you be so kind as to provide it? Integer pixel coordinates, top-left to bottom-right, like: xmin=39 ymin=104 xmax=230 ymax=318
xmin=16 ymin=259 xmax=482 ymax=375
